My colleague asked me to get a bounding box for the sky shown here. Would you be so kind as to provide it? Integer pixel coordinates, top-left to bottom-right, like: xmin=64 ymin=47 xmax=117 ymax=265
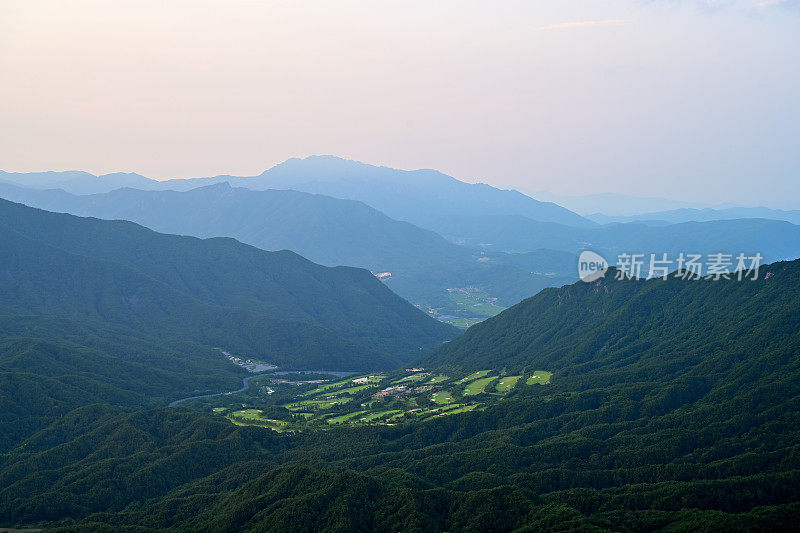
xmin=1 ymin=0 xmax=798 ymax=207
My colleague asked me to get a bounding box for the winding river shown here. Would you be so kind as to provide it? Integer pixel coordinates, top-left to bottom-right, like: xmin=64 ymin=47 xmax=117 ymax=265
xmin=167 ymin=369 xmax=357 ymax=407
xmin=168 ymin=374 xmax=262 ymax=407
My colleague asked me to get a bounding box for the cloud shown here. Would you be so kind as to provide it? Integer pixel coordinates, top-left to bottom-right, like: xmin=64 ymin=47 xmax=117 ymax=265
xmin=752 ymin=0 xmax=788 ymax=7
xmin=661 ymin=0 xmax=799 ymax=11
xmin=538 ymin=19 xmax=637 ymax=31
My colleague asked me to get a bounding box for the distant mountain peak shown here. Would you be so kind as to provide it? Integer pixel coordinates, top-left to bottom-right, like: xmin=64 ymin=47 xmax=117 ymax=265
xmin=201 ymin=181 xmax=233 ymax=190
xmin=263 ymin=155 xmax=395 ymax=178
xmin=99 ymin=171 xmax=148 ymax=178
xmin=1 ymin=158 xmax=595 ymax=228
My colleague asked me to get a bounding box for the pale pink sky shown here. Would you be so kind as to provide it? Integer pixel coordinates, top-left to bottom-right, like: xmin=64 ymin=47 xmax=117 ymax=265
xmin=1 ymin=0 xmax=798 ymax=206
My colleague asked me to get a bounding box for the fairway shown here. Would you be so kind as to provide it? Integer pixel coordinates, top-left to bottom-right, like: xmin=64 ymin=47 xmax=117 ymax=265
xmin=301 ymin=378 xmax=353 ymax=396
xmin=327 ymin=384 xmax=373 ymax=396
xmin=229 ymin=410 xmax=290 ymax=431
xmin=286 ymin=397 xmax=351 ymax=411
xmin=423 ymin=404 xmax=476 ymax=420
xmin=234 ymin=409 xmax=261 ymax=417
xmin=458 ymin=370 xmax=490 ymax=383
xmin=303 ymin=375 xmax=385 ymax=397
xmin=215 ymin=368 xmax=533 ymax=431
xmin=431 ymin=391 xmax=455 ymax=404
xmin=443 ymin=404 xmax=477 ymax=415
xmin=392 ymin=372 xmax=430 ymax=384
xmin=361 ymin=410 xmax=402 ymax=422
xmin=463 ymin=376 xmax=496 ymax=396
xmin=526 ymin=371 xmax=552 ymax=385
xmin=495 ymin=375 xmax=521 ymax=393
xmin=326 ymin=411 xmax=368 ymax=424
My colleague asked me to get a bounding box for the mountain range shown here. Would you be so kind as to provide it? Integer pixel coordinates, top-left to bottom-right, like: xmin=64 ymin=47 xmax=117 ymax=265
xmin=588 ymin=206 xmax=800 ymax=226
xmin=0 ymin=197 xmax=456 ymax=367
xmin=2 ymin=257 xmax=799 ymax=530
xmin=4 ymin=166 xmax=800 ymax=330
xmin=0 ymin=180 xmax=578 ymax=318
xmin=0 ymin=197 xmax=460 ymax=449
xmin=430 ymin=214 xmax=800 ymax=263
xmin=529 ymin=190 xmax=734 ymax=216
xmin=0 ymin=155 xmax=595 ymax=229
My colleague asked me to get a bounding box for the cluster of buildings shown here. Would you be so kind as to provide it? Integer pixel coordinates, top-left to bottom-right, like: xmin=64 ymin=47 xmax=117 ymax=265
xmin=221 ymin=351 xmax=276 ymax=373
xmin=373 ymin=385 xmax=408 ymax=399
xmin=352 ymin=375 xmax=380 ymax=384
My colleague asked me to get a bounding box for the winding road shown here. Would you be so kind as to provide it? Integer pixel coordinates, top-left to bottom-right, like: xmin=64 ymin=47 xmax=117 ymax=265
xmin=168 ymin=374 xmax=261 ymax=407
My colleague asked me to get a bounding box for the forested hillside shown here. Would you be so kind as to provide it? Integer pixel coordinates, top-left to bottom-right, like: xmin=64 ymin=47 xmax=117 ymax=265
xmin=0 ymin=181 xmax=577 ymax=316
xmin=0 ymin=200 xmax=457 ymax=451
xmin=0 ymin=181 xmax=467 ymax=270
xmin=0 ymin=334 xmax=239 ymax=452
xmin=2 ymin=261 xmax=799 ymax=531
xmin=0 ymin=198 xmax=456 ymax=363
xmin=419 ymin=260 xmax=800 ymax=373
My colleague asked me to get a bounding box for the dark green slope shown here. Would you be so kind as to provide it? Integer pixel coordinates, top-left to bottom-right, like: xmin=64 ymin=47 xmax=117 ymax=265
xmin=0 ymin=336 xmax=230 ymax=452
xmin=419 ymin=259 xmax=800 ymax=375
xmin=2 ymin=261 xmax=800 ymax=530
xmin=0 ymin=222 xmax=384 ymax=370
xmin=0 ymin=313 xmax=250 ymax=452
xmin=0 ymin=181 xmax=577 ymax=312
xmin=5 ymin=182 xmax=471 ymax=270
xmin=0 ymin=198 xmax=456 ymax=363
xmin=0 ymin=199 xmax=456 ymax=451
xmin=0 ymin=219 xmax=403 ymax=450
xmin=2 ymin=372 xmax=799 ymax=532
xmin=0 ymin=180 xmax=469 ymax=273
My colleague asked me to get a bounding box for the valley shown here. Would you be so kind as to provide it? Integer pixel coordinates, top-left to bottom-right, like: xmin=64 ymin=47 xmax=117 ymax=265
xmin=424 ymin=286 xmax=508 ymax=328
xmin=171 ymin=365 xmax=552 ymax=432
xmin=0 ymin=180 xmax=576 ymax=326
xmin=2 ymin=203 xmax=800 ymax=530
xmin=3 ymin=3 xmax=798 ymax=529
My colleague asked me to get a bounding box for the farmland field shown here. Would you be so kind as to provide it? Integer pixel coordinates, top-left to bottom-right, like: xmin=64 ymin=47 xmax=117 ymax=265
xmin=440 ymin=317 xmax=483 ymax=328
xmin=447 ymin=288 xmax=506 ymax=317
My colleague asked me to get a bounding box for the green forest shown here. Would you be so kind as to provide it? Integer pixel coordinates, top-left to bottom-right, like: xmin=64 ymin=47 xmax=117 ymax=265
xmin=2 ymin=203 xmax=799 ymax=530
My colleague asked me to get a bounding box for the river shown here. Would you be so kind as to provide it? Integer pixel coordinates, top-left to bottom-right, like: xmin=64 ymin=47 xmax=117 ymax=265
xmin=168 ymin=374 xmax=262 ymax=407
